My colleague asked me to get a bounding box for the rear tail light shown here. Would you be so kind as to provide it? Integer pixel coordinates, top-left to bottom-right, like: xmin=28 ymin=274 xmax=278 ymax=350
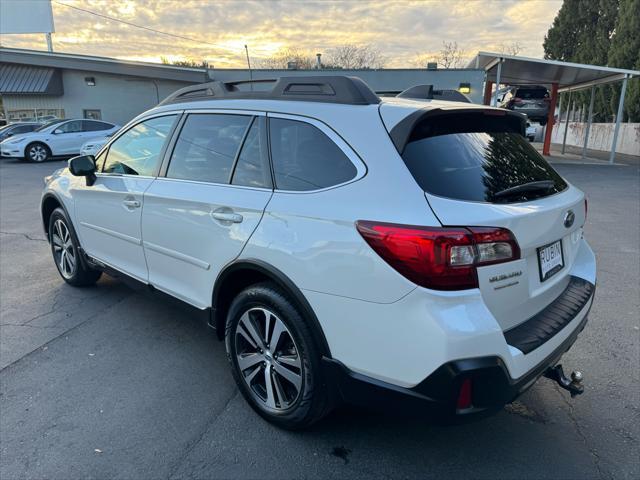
xmin=356 ymin=221 xmax=520 ymax=290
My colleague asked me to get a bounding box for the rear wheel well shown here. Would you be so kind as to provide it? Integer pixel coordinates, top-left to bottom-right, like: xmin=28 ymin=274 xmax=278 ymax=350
xmin=212 ymin=261 xmax=331 ymax=357
xmin=41 ymin=195 xmax=62 ymax=237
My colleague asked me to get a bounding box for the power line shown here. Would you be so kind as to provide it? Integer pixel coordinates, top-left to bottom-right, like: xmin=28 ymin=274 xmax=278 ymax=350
xmin=52 ymin=1 xmax=237 ymax=52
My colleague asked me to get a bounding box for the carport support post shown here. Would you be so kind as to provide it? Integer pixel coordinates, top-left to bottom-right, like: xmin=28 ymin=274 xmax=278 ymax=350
xmin=609 ymin=75 xmax=629 ymax=164
xmin=582 ymin=86 xmax=595 ymax=159
xmin=542 ymin=83 xmax=558 ymax=156
xmin=483 ymin=80 xmax=493 ymax=105
xmin=562 ymin=89 xmax=572 ymax=154
xmin=492 ymin=58 xmax=503 ymax=107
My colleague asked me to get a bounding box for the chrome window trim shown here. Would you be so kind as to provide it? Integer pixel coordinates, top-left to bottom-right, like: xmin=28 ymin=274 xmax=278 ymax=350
xmin=151 ymin=175 xmax=273 ymax=193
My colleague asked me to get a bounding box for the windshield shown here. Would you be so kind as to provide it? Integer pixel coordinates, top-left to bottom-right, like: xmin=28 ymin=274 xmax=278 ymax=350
xmin=35 ymin=119 xmax=65 ymax=132
xmin=402 ymin=131 xmax=567 ymax=203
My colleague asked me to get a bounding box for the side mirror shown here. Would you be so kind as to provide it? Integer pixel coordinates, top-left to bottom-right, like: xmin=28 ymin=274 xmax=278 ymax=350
xmin=68 ymin=155 xmax=97 ymax=186
xmin=6 ymin=132 xmax=14 ymax=138
xmin=53 ymin=128 xmax=63 ymax=134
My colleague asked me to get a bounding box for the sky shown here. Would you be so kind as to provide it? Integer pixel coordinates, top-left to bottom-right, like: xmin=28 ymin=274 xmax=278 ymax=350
xmin=0 ymin=0 xmax=563 ymax=68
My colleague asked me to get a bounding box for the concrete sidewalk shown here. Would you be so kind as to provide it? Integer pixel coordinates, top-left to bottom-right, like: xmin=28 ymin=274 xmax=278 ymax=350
xmin=534 ymin=142 xmax=640 ymax=166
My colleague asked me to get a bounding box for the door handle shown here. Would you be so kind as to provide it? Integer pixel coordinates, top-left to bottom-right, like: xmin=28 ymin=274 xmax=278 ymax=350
xmin=122 ymin=199 xmax=141 ymax=208
xmin=210 ymin=211 xmax=243 ymax=223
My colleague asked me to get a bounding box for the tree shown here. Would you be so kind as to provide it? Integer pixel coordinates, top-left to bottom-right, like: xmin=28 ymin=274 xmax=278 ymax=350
xmin=499 ymin=41 xmax=523 ymax=56
xmin=255 ymin=47 xmax=314 ymax=69
xmin=323 ymin=44 xmax=386 ymax=69
xmin=414 ymin=41 xmax=465 ymax=69
xmin=437 ymin=41 xmax=464 ymax=68
xmin=544 ymin=0 xmax=621 ymax=122
xmin=607 ymin=0 xmax=640 ymax=121
xmin=160 ymin=56 xmax=210 ymax=68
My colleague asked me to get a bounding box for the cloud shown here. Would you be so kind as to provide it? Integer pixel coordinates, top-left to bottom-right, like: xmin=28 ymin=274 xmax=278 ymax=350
xmin=0 ymin=0 xmax=562 ymax=67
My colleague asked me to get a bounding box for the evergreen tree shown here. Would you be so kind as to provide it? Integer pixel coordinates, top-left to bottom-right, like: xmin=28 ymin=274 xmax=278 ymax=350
xmin=608 ymin=0 xmax=640 ymax=121
xmin=544 ymin=0 xmax=623 ymax=122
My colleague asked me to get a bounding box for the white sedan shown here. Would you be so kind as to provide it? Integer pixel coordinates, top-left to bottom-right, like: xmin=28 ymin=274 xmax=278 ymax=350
xmin=80 ymin=132 xmax=116 ymax=157
xmin=0 ymin=119 xmax=119 ymax=162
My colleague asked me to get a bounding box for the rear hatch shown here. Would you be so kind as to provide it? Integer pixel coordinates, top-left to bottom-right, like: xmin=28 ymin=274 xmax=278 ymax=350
xmin=512 ymin=86 xmax=549 ymax=112
xmin=383 ymin=106 xmax=585 ymax=331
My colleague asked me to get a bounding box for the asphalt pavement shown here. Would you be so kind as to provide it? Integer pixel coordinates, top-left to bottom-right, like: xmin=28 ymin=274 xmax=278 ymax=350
xmin=1 ymin=157 xmax=638 ymax=479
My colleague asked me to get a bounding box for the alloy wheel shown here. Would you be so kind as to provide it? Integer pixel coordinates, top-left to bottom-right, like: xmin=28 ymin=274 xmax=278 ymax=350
xmin=29 ymin=145 xmax=47 ymax=162
xmin=235 ymin=307 xmax=303 ymax=411
xmin=51 ymin=219 xmax=76 ymax=279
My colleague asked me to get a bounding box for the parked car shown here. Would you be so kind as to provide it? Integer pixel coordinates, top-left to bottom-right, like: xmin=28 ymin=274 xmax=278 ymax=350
xmin=500 ymin=85 xmax=551 ymax=125
xmin=79 ymin=132 xmax=117 ymax=157
xmin=526 ymin=121 xmax=537 ymax=142
xmin=1 ymin=119 xmax=119 ymax=162
xmin=40 ymin=76 xmax=595 ymax=429
xmin=0 ymin=122 xmax=41 ymax=144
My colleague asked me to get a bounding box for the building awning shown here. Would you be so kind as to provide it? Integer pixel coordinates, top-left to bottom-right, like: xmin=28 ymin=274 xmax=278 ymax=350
xmin=0 ymin=64 xmax=63 ymax=95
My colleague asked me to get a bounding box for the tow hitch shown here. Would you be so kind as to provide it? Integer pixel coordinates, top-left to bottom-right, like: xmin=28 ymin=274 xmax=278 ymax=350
xmin=544 ymin=365 xmax=584 ymax=397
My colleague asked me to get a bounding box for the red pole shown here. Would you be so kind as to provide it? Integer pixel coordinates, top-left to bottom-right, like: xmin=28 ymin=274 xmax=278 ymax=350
xmin=483 ymin=80 xmax=493 ymax=105
xmin=542 ymin=83 xmax=558 ymax=156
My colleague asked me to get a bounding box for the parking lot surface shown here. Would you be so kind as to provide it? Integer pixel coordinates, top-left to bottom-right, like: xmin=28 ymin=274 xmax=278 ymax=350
xmin=1 ymin=157 xmax=639 ymax=479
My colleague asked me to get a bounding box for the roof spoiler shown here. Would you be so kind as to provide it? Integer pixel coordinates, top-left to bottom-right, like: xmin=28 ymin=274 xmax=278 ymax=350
xmin=388 ymin=108 xmax=527 ymax=154
xmin=159 ymin=76 xmax=381 ymax=106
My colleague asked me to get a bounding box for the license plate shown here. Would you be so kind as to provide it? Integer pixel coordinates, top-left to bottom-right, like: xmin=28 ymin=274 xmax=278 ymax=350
xmin=537 ymin=240 xmax=564 ymax=282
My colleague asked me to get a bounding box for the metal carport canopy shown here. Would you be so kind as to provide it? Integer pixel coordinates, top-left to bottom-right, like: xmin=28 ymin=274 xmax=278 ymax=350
xmin=468 ymin=52 xmax=639 ymax=163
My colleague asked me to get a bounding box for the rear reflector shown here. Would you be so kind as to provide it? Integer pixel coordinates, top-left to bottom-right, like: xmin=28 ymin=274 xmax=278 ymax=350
xmin=356 ymin=221 xmax=520 ymax=290
xmin=457 ymin=378 xmax=473 ymax=410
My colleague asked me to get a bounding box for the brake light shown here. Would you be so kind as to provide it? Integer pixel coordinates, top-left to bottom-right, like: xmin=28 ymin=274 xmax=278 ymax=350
xmin=355 ymin=221 xmax=520 ymax=290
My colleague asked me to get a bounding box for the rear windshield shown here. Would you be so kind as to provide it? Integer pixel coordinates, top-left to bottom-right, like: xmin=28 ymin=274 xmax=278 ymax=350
xmin=402 ymin=130 xmax=567 ymax=203
xmin=515 ymin=88 xmax=548 ymax=99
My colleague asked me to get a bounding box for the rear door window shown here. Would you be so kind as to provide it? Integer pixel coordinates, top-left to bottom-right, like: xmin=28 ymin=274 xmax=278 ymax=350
xmin=269 ymin=118 xmax=357 ymax=191
xmin=83 ymin=120 xmax=113 ymax=132
xmin=401 ymin=116 xmax=567 ymax=203
xmin=167 ymin=114 xmax=251 ymax=184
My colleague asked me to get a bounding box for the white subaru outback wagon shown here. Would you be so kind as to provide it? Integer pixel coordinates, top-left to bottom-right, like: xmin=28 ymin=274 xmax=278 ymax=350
xmin=41 ymin=76 xmax=596 ymax=429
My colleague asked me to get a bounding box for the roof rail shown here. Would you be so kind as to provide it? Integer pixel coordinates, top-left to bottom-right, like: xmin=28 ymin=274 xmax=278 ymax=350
xmin=159 ymin=76 xmax=381 ymax=106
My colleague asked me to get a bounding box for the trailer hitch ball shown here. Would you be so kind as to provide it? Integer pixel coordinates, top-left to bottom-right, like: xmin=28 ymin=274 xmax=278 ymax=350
xmin=544 ymin=364 xmax=584 ymax=397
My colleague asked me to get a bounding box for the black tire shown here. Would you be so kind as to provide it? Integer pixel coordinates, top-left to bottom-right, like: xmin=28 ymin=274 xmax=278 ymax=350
xmin=25 ymin=142 xmax=51 ymax=163
xmin=225 ymin=282 xmax=331 ymax=429
xmin=49 ymin=207 xmax=102 ymax=286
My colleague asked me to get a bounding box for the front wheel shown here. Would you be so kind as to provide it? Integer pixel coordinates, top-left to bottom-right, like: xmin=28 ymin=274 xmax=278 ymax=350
xmin=225 ymin=282 xmax=331 ymax=429
xmin=26 ymin=142 xmax=50 ymax=162
xmin=49 ymin=208 xmax=102 ymax=286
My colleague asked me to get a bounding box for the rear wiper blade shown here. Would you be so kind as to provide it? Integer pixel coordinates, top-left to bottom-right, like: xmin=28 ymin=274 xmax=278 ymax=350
xmin=494 ymin=180 xmax=555 ymax=199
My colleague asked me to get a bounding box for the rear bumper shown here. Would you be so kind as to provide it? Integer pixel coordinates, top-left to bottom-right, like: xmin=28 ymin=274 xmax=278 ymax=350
xmin=322 ymin=279 xmax=594 ymax=422
xmin=323 ymin=295 xmax=591 ymax=421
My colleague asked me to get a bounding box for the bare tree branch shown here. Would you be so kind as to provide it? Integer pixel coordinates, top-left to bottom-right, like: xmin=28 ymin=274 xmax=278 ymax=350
xmin=255 ymin=47 xmax=314 ymax=69
xmin=499 ymin=41 xmax=523 ymax=56
xmin=323 ymin=44 xmax=386 ymax=69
